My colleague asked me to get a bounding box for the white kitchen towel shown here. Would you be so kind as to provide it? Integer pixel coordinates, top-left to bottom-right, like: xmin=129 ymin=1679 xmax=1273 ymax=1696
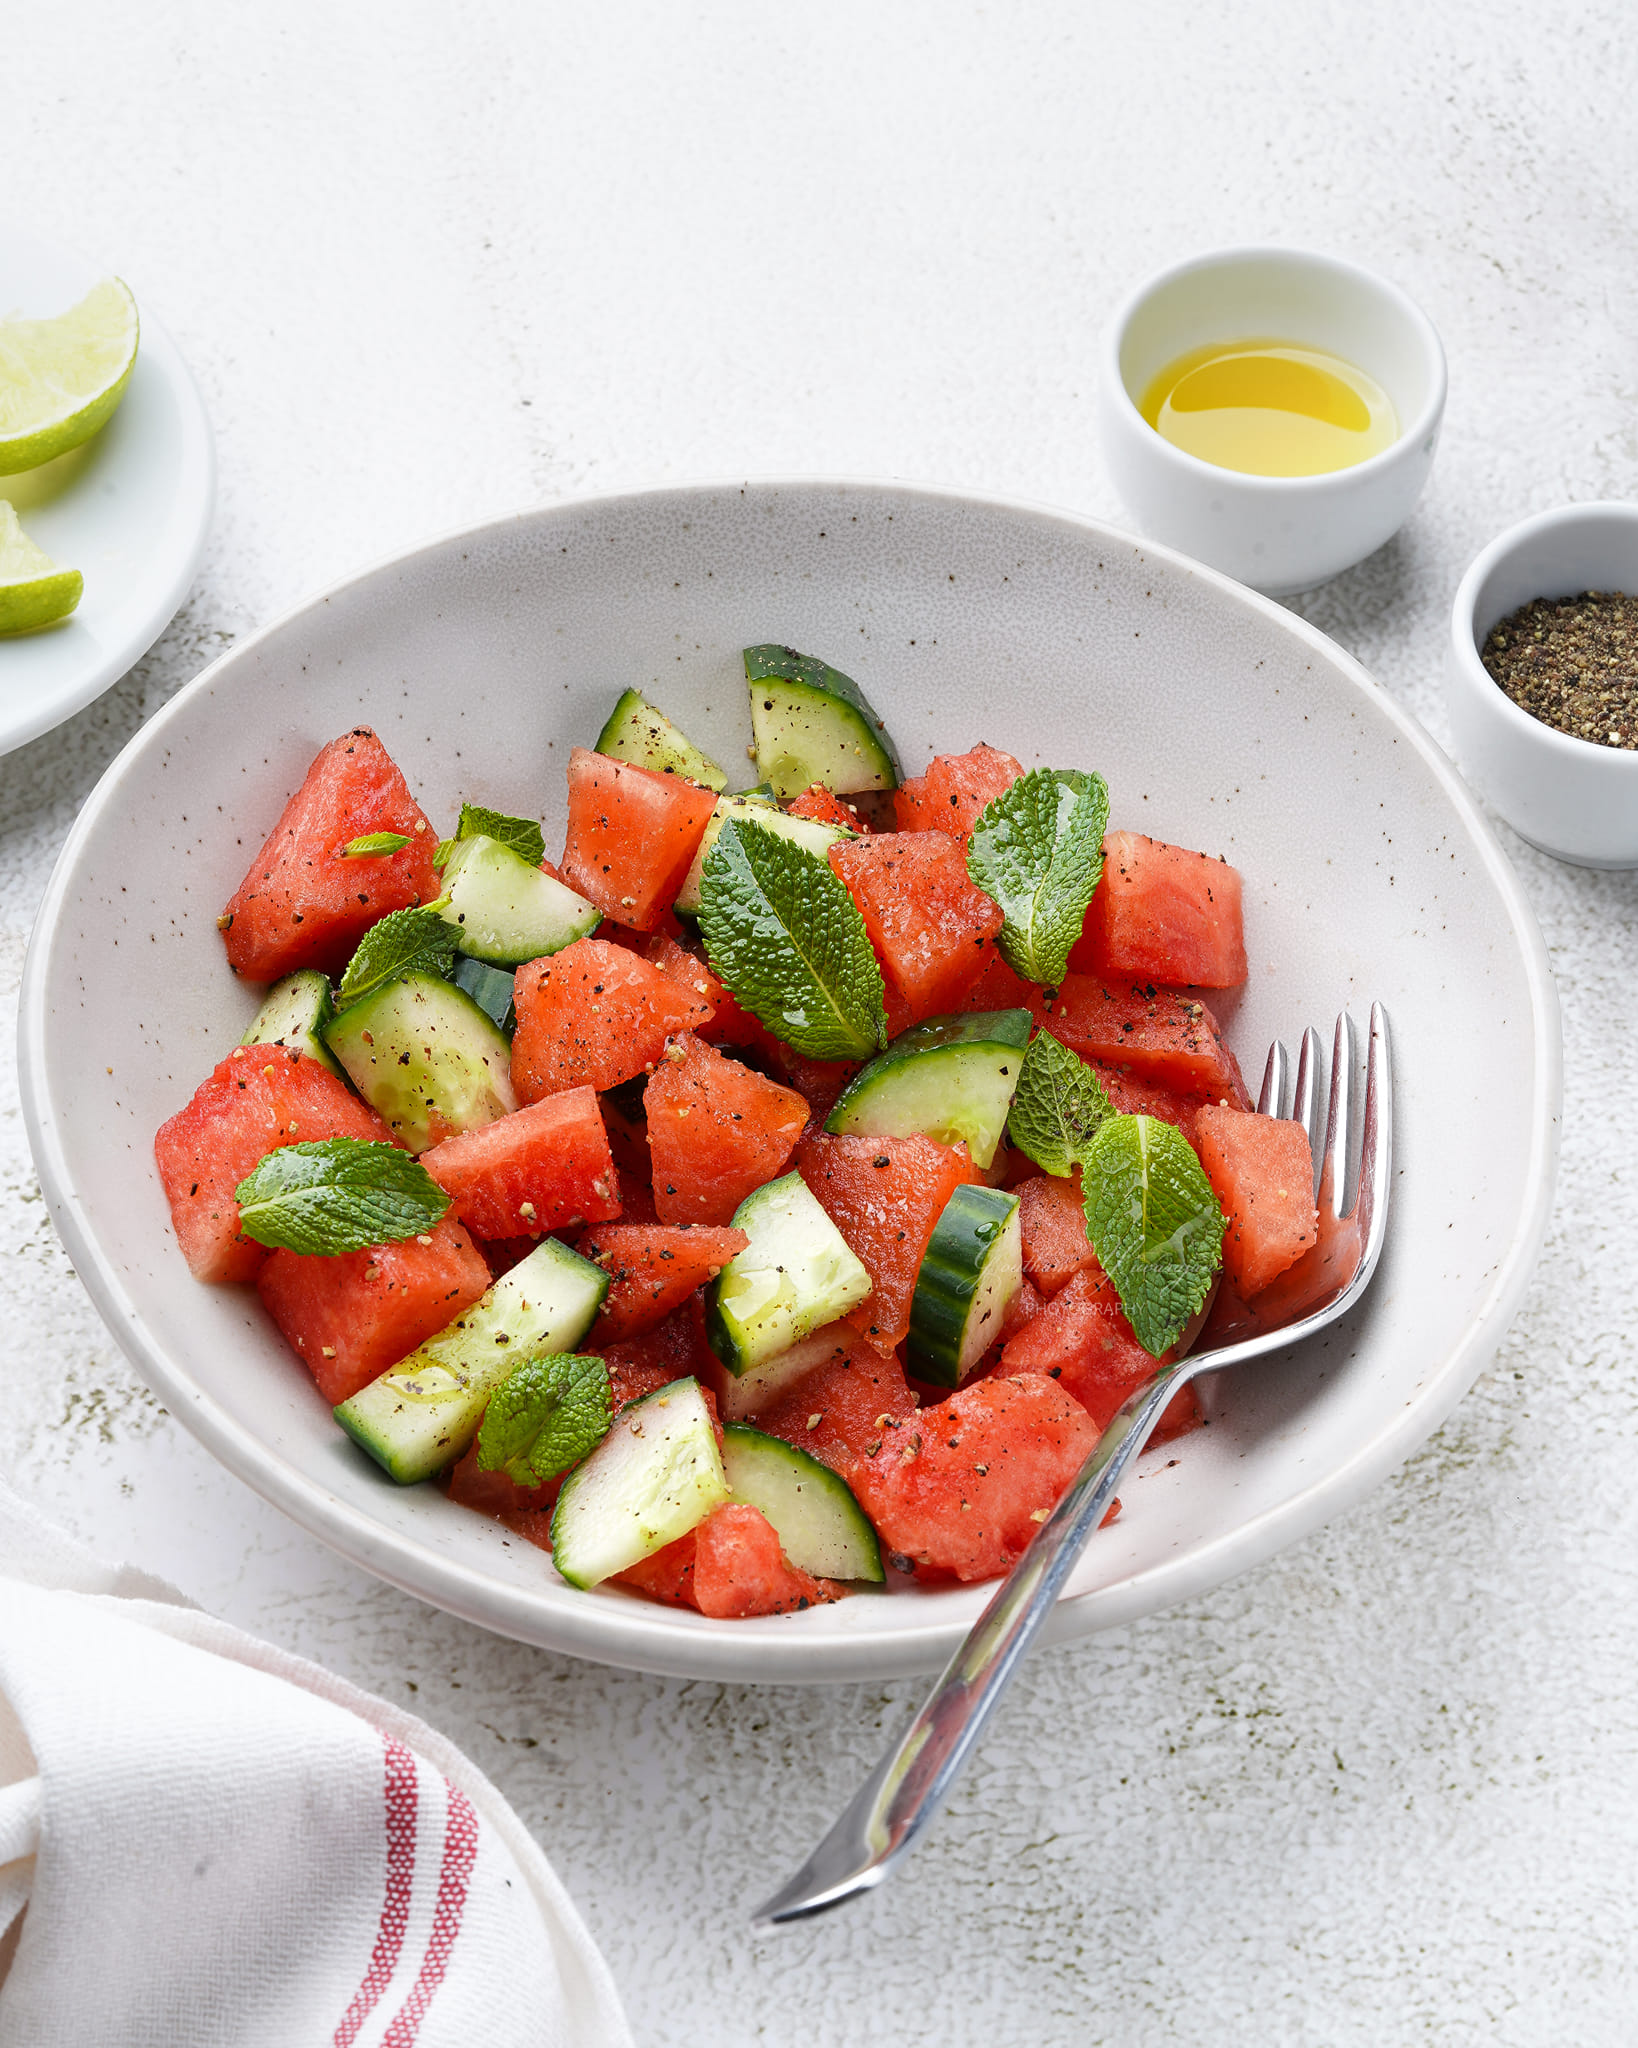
xmin=0 ymin=1479 xmax=632 ymax=2048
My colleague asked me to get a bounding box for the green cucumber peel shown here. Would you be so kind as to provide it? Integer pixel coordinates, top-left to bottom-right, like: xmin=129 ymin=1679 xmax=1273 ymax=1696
xmin=475 ymin=1352 xmax=612 ymax=1487
xmin=233 ymin=1137 xmax=450 ymax=1255
xmin=965 ymin=767 xmax=1110 ymax=986
xmin=1081 ymin=1114 xmax=1226 ymax=1358
xmin=342 ymin=832 xmax=412 ymax=858
xmin=335 ymin=902 xmax=456 ymax=1007
xmin=697 ymin=816 xmax=886 ymax=1060
xmin=1006 ymin=1029 xmax=1114 ymax=1178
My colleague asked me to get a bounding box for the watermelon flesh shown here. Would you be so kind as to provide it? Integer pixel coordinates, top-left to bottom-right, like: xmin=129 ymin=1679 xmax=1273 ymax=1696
xmin=1070 ymin=831 xmax=1247 ymax=988
xmin=153 ymin=1046 xmax=395 ymax=1284
xmin=787 ymin=784 xmax=871 ymax=832
xmin=511 ymin=936 xmax=713 ymax=1100
xmin=1193 ymin=1105 xmax=1317 ymax=1296
xmin=795 ymin=1131 xmax=981 ymax=1352
xmin=849 ymin=1374 xmax=1098 ymax=1581
xmin=220 ymin=729 xmax=438 ymax=982
xmin=602 ymin=1301 xmax=722 ymax=1409
xmin=421 ymin=1086 xmax=619 ymax=1239
xmin=999 ymin=1266 xmax=1202 ymax=1441
xmin=644 ymin=933 xmax=777 ymax=1053
xmin=559 ymin=747 xmax=717 ymax=931
xmin=644 ymin=1034 xmax=809 ymax=1226
xmin=750 ymin=1340 xmax=920 ymax=1475
xmin=893 ymin=744 xmax=1024 ymax=841
xmin=257 ymin=1214 xmax=491 ymax=1406
xmin=580 ymin=1222 xmax=750 ymax=1342
xmin=1016 ymin=1172 xmax=1103 ymax=1296
xmin=1093 ymin=1062 xmax=1213 ymax=1148
xmin=1040 ymin=979 xmax=1250 ymax=1104
xmin=617 ymin=1502 xmax=838 ymax=1616
xmin=829 ymin=832 xmax=1004 ymax=1031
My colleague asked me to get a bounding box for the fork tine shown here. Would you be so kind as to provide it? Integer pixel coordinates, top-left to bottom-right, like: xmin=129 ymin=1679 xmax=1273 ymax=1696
xmin=1354 ymin=1002 xmax=1393 ymax=1240
xmin=1318 ymin=1012 xmax=1357 ymax=1221
xmin=1257 ymin=1039 xmax=1289 ymax=1117
xmin=1292 ymin=1025 xmax=1325 ymax=1200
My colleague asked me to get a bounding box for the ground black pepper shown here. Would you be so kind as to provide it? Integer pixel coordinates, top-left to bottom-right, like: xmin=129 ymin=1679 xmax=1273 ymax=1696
xmin=1480 ymin=590 xmax=1638 ymax=749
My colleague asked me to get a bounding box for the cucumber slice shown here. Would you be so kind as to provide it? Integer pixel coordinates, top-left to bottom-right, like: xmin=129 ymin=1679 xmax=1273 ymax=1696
xmin=324 ymin=971 xmax=517 ymax=1153
xmin=825 ymin=1009 xmax=1033 ymax=1169
xmin=241 ymin=970 xmax=344 ymax=1079
xmin=907 ymin=1183 xmax=1024 ymax=1388
xmin=705 ymin=1173 xmax=872 ymax=1375
xmin=452 ymin=953 xmax=517 ymax=1038
xmin=334 ymin=1237 xmax=608 ymax=1483
xmin=716 ymin=1320 xmax=857 ymax=1423
xmin=672 ymin=793 xmax=854 ymax=918
xmin=744 ymin=644 xmax=902 ymax=797
xmin=722 ymin=1423 xmax=883 ymax=1583
xmin=594 ymin=687 xmax=728 ymax=791
xmin=436 ymin=834 xmax=600 ymax=966
xmin=551 ymin=1378 xmax=729 ymax=1588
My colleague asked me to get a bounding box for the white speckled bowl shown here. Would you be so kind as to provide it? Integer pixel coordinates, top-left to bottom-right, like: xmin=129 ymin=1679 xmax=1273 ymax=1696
xmin=19 ymin=480 xmax=1559 ymax=1682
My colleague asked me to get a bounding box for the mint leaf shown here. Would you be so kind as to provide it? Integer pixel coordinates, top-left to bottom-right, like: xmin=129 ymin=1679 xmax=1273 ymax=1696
xmin=476 ymin=1352 xmax=612 ymax=1486
xmin=341 ymin=831 xmax=412 ymax=858
xmin=1081 ymin=1114 xmax=1225 ymax=1357
xmin=234 ymin=1138 xmax=450 ymax=1255
xmin=432 ymin=838 xmax=456 ymax=870
xmin=697 ymin=816 xmax=886 ymax=1060
xmin=1006 ymin=1030 xmax=1113 ymax=1177
xmin=965 ymin=768 xmax=1109 ymax=986
xmin=456 ymin=804 xmax=545 ymax=870
xmin=335 ymin=901 xmax=455 ymax=1008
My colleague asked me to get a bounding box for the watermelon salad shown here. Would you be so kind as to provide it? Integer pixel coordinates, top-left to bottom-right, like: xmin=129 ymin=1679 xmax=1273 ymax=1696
xmin=154 ymin=647 xmax=1321 ymax=1621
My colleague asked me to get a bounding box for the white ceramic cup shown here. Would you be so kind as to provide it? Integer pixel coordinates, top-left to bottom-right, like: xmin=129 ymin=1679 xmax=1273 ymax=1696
xmin=1099 ymin=246 xmax=1446 ymax=596
xmin=1448 ymin=502 xmax=1638 ymax=869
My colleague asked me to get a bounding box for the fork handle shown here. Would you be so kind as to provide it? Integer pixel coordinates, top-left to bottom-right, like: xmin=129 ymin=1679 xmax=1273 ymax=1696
xmin=754 ymin=1356 xmax=1192 ymax=1922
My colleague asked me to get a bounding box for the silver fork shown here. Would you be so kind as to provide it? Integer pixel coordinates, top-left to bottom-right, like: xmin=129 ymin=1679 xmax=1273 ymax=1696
xmin=754 ymin=1003 xmax=1392 ymax=1925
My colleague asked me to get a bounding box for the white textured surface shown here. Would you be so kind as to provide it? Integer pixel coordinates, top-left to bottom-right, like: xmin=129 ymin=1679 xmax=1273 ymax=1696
xmin=5 ymin=6 xmax=1636 ymax=2043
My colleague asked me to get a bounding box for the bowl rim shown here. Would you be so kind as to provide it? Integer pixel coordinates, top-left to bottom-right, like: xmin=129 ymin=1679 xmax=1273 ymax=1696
xmin=19 ymin=475 xmax=1561 ymax=1681
xmin=1101 ymin=243 xmax=1449 ymax=497
xmin=1449 ymin=498 xmax=1638 ymax=773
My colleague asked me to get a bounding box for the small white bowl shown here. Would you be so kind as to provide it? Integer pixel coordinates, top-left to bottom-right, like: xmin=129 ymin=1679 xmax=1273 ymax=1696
xmin=1448 ymin=502 xmax=1638 ymax=869
xmin=1098 ymin=246 xmax=1446 ymax=596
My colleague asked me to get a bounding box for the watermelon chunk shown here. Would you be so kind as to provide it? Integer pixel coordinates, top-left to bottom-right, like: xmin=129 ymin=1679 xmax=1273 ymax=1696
xmin=1039 ymin=980 xmax=1250 ymax=1104
xmin=1016 ymin=1173 xmax=1102 ymax=1296
xmin=829 ymin=832 xmax=1004 ymax=1031
xmin=787 ymin=784 xmax=871 ymax=832
xmin=751 ymin=1339 xmax=919 ymax=1476
xmin=559 ymin=747 xmax=717 ymax=931
xmin=615 ymin=1502 xmax=837 ymax=1615
xmin=219 ymin=729 xmax=438 ymax=982
xmin=892 ymin=744 xmax=1024 ymax=841
xmin=446 ymin=1443 xmax=558 ymax=1548
xmin=849 ymin=1374 xmax=1098 ymax=1581
xmin=999 ymin=1266 xmax=1201 ymax=1441
xmin=1192 ymin=1105 xmax=1317 ymax=1296
xmin=1093 ymin=1062 xmax=1213 ymax=1148
xmin=421 ymin=1086 xmax=620 ymax=1240
xmin=645 ymin=1035 xmax=809 ymax=1226
xmin=602 ymin=1301 xmax=721 ymax=1409
xmin=767 ymin=1047 xmax=862 ymax=1126
xmin=511 ymin=936 xmax=713 ymax=1100
xmin=154 ymin=1046 xmax=395 ymax=1285
xmin=257 ymin=1214 xmax=490 ymax=1406
xmin=1070 ymin=832 xmax=1247 ymax=988
xmin=795 ymin=1131 xmax=981 ymax=1352
xmin=956 ymin=948 xmax=1046 ymax=1017
xmin=581 ymin=1222 xmax=750 ymax=1342
xmin=644 ymin=932 xmax=778 ymax=1052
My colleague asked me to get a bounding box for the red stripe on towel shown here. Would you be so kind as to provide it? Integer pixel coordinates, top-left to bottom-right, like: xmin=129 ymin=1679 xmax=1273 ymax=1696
xmin=333 ymin=1735 xmax=418 ymax=2047
xmin=381 ymin=1782 xmax=480 ymax=2045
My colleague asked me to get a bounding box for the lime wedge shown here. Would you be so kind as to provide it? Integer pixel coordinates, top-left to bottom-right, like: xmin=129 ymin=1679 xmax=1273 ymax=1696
xmin=0 ymin=501 xmax=83 ymax=634
xmin=0 ymin=278 xmax=139 ymax=476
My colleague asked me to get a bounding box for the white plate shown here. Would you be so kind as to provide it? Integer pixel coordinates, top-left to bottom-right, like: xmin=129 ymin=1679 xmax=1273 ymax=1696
xmin=0 ymin=224 xmax=214 ymax=753
xmin=18 ymin=481 xmax=1561 ymax=1682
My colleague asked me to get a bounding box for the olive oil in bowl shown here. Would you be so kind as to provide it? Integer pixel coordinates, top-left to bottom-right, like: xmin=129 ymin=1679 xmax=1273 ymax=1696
xmin=1140 ymin=340 xmax=1398 ymax=478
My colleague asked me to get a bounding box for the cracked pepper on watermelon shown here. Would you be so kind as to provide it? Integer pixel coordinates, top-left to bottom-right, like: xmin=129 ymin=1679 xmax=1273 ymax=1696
xmin=154 ymin=649 xmax=1319 ymax=1619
